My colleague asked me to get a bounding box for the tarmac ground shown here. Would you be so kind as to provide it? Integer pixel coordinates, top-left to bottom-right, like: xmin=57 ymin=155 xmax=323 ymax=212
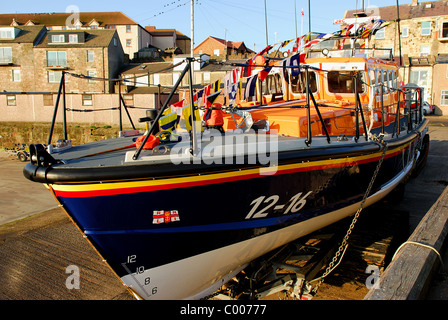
xmin=0 ymin=115 xmax=447 ymax=300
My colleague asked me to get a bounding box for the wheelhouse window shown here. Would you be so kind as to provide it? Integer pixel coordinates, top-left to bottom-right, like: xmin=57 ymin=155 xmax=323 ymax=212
xmin=262 ymin=73 xmax=283 ymax=96
xmin=291 ymin=70 xmax=318 ymax=94
xmin=327 ymin=71 xmax=364 ymax=94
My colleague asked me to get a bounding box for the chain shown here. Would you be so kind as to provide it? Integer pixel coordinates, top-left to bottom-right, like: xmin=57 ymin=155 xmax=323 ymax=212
xmin=307 ymin=133 xmax=388 ymax=297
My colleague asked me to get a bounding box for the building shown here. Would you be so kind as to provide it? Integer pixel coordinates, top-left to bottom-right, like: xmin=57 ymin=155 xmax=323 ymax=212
xmin=194 ymin=36 xmax=254 ymax=60
xmin=0 ymin=25 xmax=127 ymax=124
xmin=0 ymin=12 xmax=150 ymax=58
xmin=340 ymin=0 xmax=448 ymax=115
xmin=0 ymin=26 xmax=46 ymax=94
xmin=145 ymin=26 xmax=191 ymax=55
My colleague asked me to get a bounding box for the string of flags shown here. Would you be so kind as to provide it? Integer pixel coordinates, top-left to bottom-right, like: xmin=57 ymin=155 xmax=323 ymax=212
xmin=164 ymin=18 xmax=391 ymax=127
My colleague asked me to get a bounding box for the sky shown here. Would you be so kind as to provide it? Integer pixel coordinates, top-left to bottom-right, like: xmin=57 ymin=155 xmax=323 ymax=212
xmin=1 ymin=0 xmax=413 ymax=52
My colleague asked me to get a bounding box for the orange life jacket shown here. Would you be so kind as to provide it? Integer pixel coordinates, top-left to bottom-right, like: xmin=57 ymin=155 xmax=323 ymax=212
xmin=203 ymin=103 xmax=224 ymax=126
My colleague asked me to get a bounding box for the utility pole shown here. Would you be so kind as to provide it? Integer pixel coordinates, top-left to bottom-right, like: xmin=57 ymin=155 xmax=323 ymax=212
xmin=308 ymin=0 xmax=311 ymax=33
xmin=264 ymin=0 xmax=269 ymax=46
xmin=396 ymin=0 xmax=403 ymax=67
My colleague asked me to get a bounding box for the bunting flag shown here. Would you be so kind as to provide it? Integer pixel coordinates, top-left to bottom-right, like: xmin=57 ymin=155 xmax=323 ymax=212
xmin=182 ymin=104 xmax=203 ymax=132
xmin=339 ymin=24 xmax=354 ymax=49
xmin=228 ymin=82 xmax=238 ymax=107
xmin=244 ymin=74 xmax=258 ymax=100
xmin=211 ymin=79 xmax=221 ymax=93
xmin=158 ymin=111 xmax=178 ymax=132
xmin=285 ymin=53 xmax=301 ymax=77
xmin=280 ymin=38 xmax=294 ymax=49
xmin=170 ymin=99 xmax=185 ymax=116
xmin=258 ymin=65 xmax=273 ymax=81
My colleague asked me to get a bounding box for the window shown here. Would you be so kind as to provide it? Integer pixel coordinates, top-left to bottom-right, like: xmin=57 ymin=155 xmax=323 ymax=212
xmin=126 ymin=25 xmax=131 ymax=33
xmin=87 ymin=70 xmax=96 ymax=83
xmin=69 ymin=34 xmax=78 ymax=43
xmin=441 ymin=22 xmax=448 ymax=39
xmin=123 ymin=94 xmax=134 ymax=107
xmin=82 ymin=94 xmax=93 ymax=106
xmin=43 ymin=94 xmax=53 ymax=106
xmin=6 ymin=95 xmax=16 ymax=106
xmin=87 ymin=50 xmax=94 ymax=62
xmin=47 ymin=51 xmax=67 ymax=67
xmin=402 ymin=26 xmax=409 ymax=38
xmin=153 ymin=74 xmax=160 ymax=85
xmin=126 ymin=39 xmax=131 ymax=47
xmin=173 ymin=73 xmax=180 ymax=85
xmin=392 ymin=70 xmax=397 ymax=90
xmin=375 ymin=28 xmax=385 ymax=39
xmin=0 ymin=28 xmax=14 ymax=39
xmin=12 ymin=69 xmax=20 ymax=82
xmin=421 ymin=21 xmax=431 ymax=36
xmin=441 ymin=90 xmax=448 ymax=106
xmin=420 ymin=45 xmax=430 ymax=57
xmin=213 ymin=49 xmax=220 ymax=56
xmin=327 ymin=71 xmax=364 ymax=94
xmin=203 ymin=72 xmax=211 ymax=83
xmin=51 ymin=34 xmax=65 ymax=43
xmin=262 ymin=73 xmax=283 ymax=95
xmin=381 ymin=70 xmax=388 ymax=93
xmin=48 ymin=71 xmax=63 ymax=83
xmin=113 ymin=38 xmax=118 ymax=47
xmin=0 ymin=47 xmax=12 ymax=64
xmin=292 ymin=70 xmax=318 ymax=94
xmin=410 ymin=70 xmax=429 ymax=90
xmin=368 ymin=68 xmax=376 ymax=89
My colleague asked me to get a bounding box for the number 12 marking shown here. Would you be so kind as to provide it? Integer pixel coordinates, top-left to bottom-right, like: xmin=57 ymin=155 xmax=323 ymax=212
xmin=245 ymin=191 xmax=312 ymax=219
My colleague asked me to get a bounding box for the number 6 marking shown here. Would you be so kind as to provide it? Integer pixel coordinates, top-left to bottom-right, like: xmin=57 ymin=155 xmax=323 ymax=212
xmin=284 ymin=191 xmax=312 ymax=214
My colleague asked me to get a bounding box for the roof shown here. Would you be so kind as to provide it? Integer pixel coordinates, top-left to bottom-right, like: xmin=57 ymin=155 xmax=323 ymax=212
xmin=0 ymin=12 xmax=138 ymax=27
xmin=145 ymin=26 xmax=190 ymax=40
xmin=0 ymin=25 xmax=46 ymax=43
xmin=121 ymin=62 xmax=173 ymax=75
xmin=35 ymin=29 xmax=117 ymax=48
xmin=195 ymin=36 xmax=254 ymax=53
xmin=344 ymin=1 xmax=448 ymax=22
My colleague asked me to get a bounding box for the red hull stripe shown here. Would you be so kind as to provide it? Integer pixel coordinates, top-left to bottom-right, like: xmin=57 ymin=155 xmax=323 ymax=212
xmin=52 ymin=148 xmax=404 ymax=198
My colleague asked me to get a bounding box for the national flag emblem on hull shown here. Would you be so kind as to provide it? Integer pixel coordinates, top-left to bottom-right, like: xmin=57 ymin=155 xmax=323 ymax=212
xmin=153 ymin=210 xmax=180 ymax=224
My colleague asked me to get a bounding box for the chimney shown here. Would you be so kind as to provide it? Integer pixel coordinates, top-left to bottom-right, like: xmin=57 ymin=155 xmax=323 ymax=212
xmin=412 ymin=0 xmax=418 ymax=6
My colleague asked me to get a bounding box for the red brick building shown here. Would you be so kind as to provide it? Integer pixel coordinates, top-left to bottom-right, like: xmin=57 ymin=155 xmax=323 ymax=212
xmin=194 ymin=36 xmax=254 ymax=60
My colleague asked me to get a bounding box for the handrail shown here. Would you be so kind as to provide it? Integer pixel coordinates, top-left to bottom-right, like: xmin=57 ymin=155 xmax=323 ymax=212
xmin=133 ymin=59 xmax=191 ymax=160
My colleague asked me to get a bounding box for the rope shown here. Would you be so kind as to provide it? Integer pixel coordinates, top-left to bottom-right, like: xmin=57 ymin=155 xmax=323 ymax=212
xmin=392 ymin=240 xmax=445 ymax=269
